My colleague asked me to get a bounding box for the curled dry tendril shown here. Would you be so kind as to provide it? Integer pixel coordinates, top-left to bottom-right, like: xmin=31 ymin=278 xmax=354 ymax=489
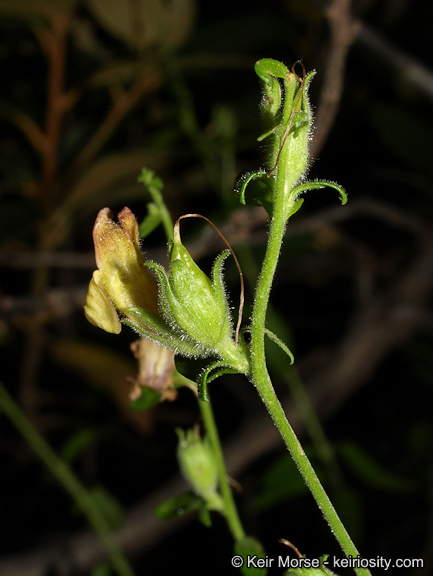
xmin=174 ymin=214 xmax=244 ymax=345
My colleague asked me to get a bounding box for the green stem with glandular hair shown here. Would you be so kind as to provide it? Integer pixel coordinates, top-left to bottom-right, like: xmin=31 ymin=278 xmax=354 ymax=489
xmin=249 ymin=172 xmax=371 ymax=576
xmin=0 ymin=382 xmax=135 ymax=576
xmin=199 ymin=396 xmax=245 ymax=542
xmin=175 ymin=372 xmax=245 ymax=542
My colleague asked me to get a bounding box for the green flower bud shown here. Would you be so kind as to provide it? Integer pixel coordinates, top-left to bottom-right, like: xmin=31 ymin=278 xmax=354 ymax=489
xmin=254 ymin=59 xmax=316 ymax=215
xmin=169 ymin=225 xmax=232 ymax=348
xmin=147 ymin=222 xmax=250 ymax=374
xmin=176 ymin=428 xmax=222 ymax=509
xmin=282 ymin=91 xmax=311 ymax=187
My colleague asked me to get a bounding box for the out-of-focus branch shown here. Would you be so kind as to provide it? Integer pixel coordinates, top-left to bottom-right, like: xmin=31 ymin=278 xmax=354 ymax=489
xmin=36 ymin=10 xmax=69 ymax=195
xmin=0 ymin=287 xmax=87 ymax=326
xmin=311 ymin=0 xmax=361 ymax=157
xmin=308 ymin=0 xmax=433 ymax=154
xmin=357 ymin=25 xmax=433 ymax=103
xmin=68 ymin=69 xmax=162 ymax=174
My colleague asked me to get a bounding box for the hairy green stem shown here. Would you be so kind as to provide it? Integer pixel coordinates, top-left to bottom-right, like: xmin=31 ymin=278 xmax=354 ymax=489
xmin=239 ymin=242 xmax=342 ymax=490
xmin=250 ymin=175 xmax=371 ymax=576
xmin=0 ymin=383 xmax=135 ymax=576
xmin=199 ymin=396 xmax=245 ymax=542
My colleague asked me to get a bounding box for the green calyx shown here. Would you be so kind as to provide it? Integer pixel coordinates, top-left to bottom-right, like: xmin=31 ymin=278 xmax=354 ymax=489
xmin=239 ymin=59 xmax=347 ymax=220
xmin=144 ymin=224 xmax=250 ymax=376
xmin=255 ymin=58 xmax=314 ymax=185
xmin=176 ymin=428 xmax=222 ymax=510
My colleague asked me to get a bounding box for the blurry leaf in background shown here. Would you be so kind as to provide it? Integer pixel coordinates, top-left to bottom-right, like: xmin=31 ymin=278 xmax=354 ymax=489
xmin=65 ymin=150 xmax=168 ymax=213
xmin=87 ymin=485 xmax=124 ymax=531
xmin=332 ymin=486 xmax=364 ymax=546
xmin=51 ymin=340 xmax=153 ymax=434
xmin=87 ymin=59 xmax=160 ymax=90
xmin=153 ymin=490 xmax=204 ymax=520
xmin=234 ymin=536 xmax=267 ymax=576
xmin=254 ymin=451 xmax=310 ymax=513
xmin=60 ymin=428 xmax=97 ymax=465
xmin=71 ymin=484 xmax=124 ymax=531
xmin=87 ymin=0 xmax=195 ymax=52
xmin=0 ymin=0 xmax=78 ymax=23
xmin=337 ymin=440 xmax=414 ymax=493
xmin=91 ymin=562 xmax=114 ymax=576
xmin=46 ymin=150 xmax=169 ymax=250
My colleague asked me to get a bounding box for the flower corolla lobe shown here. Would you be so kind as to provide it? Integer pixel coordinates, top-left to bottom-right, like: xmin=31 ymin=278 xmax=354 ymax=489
xmin=84 ymin=207 xmax=158 ymax=334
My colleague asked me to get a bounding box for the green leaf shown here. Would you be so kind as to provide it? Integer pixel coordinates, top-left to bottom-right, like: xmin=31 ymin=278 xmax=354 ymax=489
xmin=129 ymin=387 xmax=162 ymax=411
xmin=198 ymin=361 xmax=239 ymax=402
xmin=154 ymin=491 xmax=204 ymax=520
xmin=290 ymin=180 xmax=347 ymax=212
xmin=338 ymin=440 xmax=414 ymax=493
xmin=65 ymin=150 xmax=166 ymax=213
xmin=87 ymin=0 xmax=194 ymax=51
xmin=332 ymin=487 xmax=363 ymax=545
xmin=0 ymin=0 xmax=78 ymax=22
xmin=236 ymin=170 xmax=274 ymax=216
xmin=234 ymin=537 xmax=267 ymax=576
xmin=198 ymin=506 xmax=212 ymax=527
xmin=88 ymin=485 xmax=124 ymax=531
xmin=91 ymin=562 xmax=113 ymax=576
xmin=254 ymin=452 xmax=309 ymax=512
xmin=60 ymin=429 xmax=96 ymax=465
xmin=137 ymin=167 xmax=164 ymax=191
xmin=139 ymin=204 xmax=162 ymax=238
xmin=264 ymin=328 xmax=294 ymax=364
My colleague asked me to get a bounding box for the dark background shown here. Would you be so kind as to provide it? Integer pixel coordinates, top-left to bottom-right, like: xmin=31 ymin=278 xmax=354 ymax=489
xmin=1 ymin=0 xmax=432 ymax=575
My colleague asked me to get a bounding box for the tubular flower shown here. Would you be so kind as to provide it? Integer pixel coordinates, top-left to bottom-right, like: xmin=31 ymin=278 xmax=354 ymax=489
xmin=129 ymin=338 xmax=177 ymax=402
xmin=84 ymin=207 xmax=159 ymax=334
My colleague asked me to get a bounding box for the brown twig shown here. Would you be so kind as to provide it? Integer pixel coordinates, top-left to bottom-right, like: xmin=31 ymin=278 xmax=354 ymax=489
xmin=311 ymin=0 xmax=361 ymax=158
xmin=357 ymin=26 xmax=433 ymax=104
xmin=37 ymin=11 xmax=69 ymax=196
xmin=68 ymin=69 xmax=162 ymax=173
xmin=17 ymin=10 xmax=70 ymax=421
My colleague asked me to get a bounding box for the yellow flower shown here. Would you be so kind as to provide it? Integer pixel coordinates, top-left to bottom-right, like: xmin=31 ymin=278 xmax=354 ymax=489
xmin=84 ymin=207 xmax=159 ymax=334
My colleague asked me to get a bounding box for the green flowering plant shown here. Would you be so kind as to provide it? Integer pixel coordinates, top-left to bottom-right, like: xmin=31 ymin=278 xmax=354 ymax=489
xmin=84 ymin=59 xmax=371 ymax=576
